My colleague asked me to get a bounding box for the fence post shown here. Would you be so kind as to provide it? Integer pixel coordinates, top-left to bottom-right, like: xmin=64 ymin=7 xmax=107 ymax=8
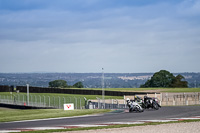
xmin=74 ymin=97 xmax=77 ymax=109
xmin=48 ymin=96 xmax=50 ymax=107
xmin=22 ymin=95 xmax=25 ymax=105
xmin=186 ymin=95 xmax=188 ymax=105
xmin=53 ymin=96 xmax=55 ymax=107
xmin=34 ymin=95 xmax=37 ymax=106
xmin=96 ymin=97 xmax=100 ymax=109
xmin=173 ymin=96 xmax=175 ymax=106
xmin=80 ymin=98 xmax=82 ymax=109
xmin=166 ymin=93 xmax=168 ymax=106
xmin=6 ymin=95 xmax=8 ymax=104
xmin=58 ymin=97 xmax=61 ymax=109
xmin=43 ymin=96 xmax=45 ymax=107
xmin=18 ymin=95 xmax=20 ymax=105
xmin=38 ymin=95 xmax=41 ymax=107
xmin=30 ymin=95 xmax=33 ymax=106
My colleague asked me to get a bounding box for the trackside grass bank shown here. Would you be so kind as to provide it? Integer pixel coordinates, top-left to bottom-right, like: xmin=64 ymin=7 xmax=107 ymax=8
xmin=19 ymin=119 xmax=200 ymax=133
xmin=0 ymin=108 xmax=111 ymax=122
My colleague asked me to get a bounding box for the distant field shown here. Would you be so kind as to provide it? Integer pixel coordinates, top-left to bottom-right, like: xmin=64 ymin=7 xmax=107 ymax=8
xmin=64 ymin=87 xmax=200 ymax=93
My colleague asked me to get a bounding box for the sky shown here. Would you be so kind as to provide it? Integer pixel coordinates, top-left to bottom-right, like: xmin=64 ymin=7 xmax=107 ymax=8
xmin=0 ymin=0 xmax=200 ymax=73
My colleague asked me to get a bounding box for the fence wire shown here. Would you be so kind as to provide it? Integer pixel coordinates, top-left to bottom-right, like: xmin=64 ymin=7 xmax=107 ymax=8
xmin=0 ymin=94 xmax=85 ymax=109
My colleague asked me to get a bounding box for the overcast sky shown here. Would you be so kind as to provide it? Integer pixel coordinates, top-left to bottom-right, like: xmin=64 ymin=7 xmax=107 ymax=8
xmin=0 ymin=0 xmax=200 ymax=73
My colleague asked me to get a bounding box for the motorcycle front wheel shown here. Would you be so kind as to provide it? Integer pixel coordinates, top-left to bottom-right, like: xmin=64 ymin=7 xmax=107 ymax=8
xmin=153 ymin=102 xmax=159 ymax=110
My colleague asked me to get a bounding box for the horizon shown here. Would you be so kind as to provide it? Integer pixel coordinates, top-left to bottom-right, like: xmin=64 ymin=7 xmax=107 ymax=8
xmin=0 ymin=71 xmax=199 ymax=74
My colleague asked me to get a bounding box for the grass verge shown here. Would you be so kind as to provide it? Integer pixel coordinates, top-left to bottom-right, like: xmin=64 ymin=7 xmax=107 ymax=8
xmin=18 ymin=119 xmax=200 ymax=133
xmin=0 ymin=108 xmax=111 ymax=122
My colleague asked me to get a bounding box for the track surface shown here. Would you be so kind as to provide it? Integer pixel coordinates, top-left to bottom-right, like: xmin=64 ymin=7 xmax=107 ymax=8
xmin=1 ymin=106 xmax=200 ymax=130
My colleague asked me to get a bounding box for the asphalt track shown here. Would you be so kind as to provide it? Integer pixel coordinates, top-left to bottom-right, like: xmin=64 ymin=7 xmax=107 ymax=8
xmin=1 ymin=106 xmax=200 ymax=130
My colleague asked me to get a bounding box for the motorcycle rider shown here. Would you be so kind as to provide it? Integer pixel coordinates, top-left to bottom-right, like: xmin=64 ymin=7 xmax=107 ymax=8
xmin=144 ymin=96 xmax=152 ymax=108
xmin=134 ymin=95 xmax=144 ymax=108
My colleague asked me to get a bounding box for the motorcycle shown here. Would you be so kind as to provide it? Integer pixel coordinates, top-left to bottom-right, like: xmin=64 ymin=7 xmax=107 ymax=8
xmin=127 ymin=99 xmax=144 ymax=112
xmin=143 ymin=96 xmax=161 ymax=110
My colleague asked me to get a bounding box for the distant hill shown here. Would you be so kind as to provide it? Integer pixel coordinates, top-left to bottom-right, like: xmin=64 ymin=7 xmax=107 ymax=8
xmin=0 ymin=73 xmax=199 ymax=88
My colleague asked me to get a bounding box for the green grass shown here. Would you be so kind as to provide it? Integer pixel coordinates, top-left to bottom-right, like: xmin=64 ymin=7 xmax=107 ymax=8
xmin=0 ymin=108 xmax=111 ymax=122
xmin=17 ymin=119 xmax=200 ymax=133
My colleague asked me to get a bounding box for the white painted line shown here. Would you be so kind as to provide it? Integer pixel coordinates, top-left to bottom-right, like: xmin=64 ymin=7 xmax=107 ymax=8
xmin=139 ymin=120 xmax=178 ymax=122
xmin=171 ymin=118 xmax=200 ymax=120
xmin=4 ymin=114 xmax=103 ymax=124
xmin=21 ymin=127 xmax=65 ymax=130
xmin=0 ymin=130 xmax=21 ymax=133
xmin=106 ymin=122 xmax=145 ymax=125
xmin=63 ymin=125 xmax=107 ymax=127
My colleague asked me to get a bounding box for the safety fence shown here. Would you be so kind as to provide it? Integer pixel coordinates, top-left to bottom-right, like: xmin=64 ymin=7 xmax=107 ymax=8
xmin=0 ymin=93 xmax=86 ymax=109
xmin=0 ymin=93 xmax=128 ymax=110
xmin=1 ymin=93 xmax=200 ymax=110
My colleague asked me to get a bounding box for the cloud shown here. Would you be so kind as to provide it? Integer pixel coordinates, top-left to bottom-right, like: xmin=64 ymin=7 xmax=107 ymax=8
xmin=0 ymin=0 xmax=199 ymax=73
xmin=177 ymin=0 xmax=200 ymax=16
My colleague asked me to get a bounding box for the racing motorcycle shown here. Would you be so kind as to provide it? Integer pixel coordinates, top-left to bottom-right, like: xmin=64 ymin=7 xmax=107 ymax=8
xmin=127 ymin=98 xmax=144 ymax=112
xmin=143 ymin=96 xmax=161 ymax=110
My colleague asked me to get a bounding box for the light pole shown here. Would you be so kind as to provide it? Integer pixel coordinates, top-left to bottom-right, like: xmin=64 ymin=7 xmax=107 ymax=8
xmin=102 ymin=68 xmax=105 ymax=109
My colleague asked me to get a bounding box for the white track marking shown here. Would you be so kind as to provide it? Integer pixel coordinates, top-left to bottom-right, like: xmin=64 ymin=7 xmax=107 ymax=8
xmin=171 ymin=118 xmax=200 ymax=120
xmin=106 ymin=122 xmax=145 ymax=124
xmin=139 ymin=120 xmax=178 ymax=122
xmin=21 ymin=127 xmax=65 ymax=130
xmin=0 ymin=130 xmax=21 ymax=133
xmin=63 ymin=124 xmax=107 ymax=127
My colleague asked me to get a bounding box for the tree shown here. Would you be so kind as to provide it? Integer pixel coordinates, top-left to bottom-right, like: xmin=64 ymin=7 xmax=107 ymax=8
xmin=49 ymin=80 xmax=68 ymax=88
xmin=170 ymin=74 xmax=188 ymax=88
xmin=73 ymin=81 xmax=84 ymax=88
xmin=140 ymin=70 xmax=188 ymax=88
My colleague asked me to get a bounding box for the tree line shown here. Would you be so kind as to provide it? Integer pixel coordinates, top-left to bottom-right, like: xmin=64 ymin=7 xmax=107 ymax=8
xmin=49 ymin=80 xmax=84 ymax=88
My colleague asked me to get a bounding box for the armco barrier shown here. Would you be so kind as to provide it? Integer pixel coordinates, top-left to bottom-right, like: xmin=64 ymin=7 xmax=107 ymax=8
xmin=16 ymin=86 xmax=156 ymax=96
